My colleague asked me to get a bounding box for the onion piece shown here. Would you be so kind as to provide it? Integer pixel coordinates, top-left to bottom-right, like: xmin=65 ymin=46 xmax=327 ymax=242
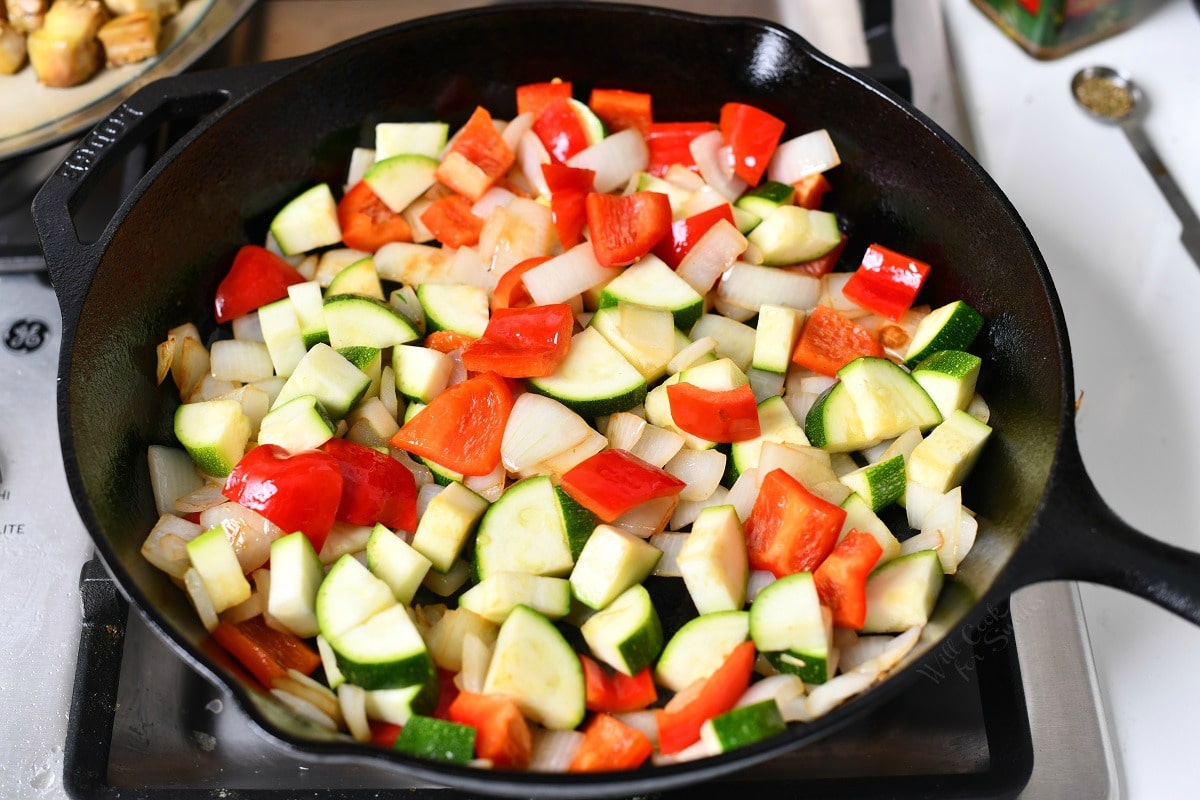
xmin=663 ymin=447 xmax=725 ymax=502
xmin=628 ymin=424 xmax=685 ymax=469
xmin=710 ymin=295 xmax=758 ymax=323
xmin=210 ymin=340 xmax=274 ymax=383
xmin=649 ymin=532 xmax=688 ymax=577
xmin=540 ymin=429 xmax=608 ymax=478
xmin=523 ymin=242 xmax=622 ymax=306
xmin=664 ymin=163 xmax=705 ymax=191
xmin=822 ymin=272 xmax=870 ymax=319
xmin=200 ymin=501 xmax=278 ymax=574
xmin=668 ymin=336 xmax=718 ymax=374
xmin=142 ymin=514 xmax=203 ymax=579
xmin=338 ymin=684 xmax=371 ymax=742
xmin=464 ymin=460 xmax=507 ymax=503
xmin=669 ymin=485 xmax=730 ymax=531
xmin=221 ymin=586 xmax=266 ymax=624
xmin=689 ymin=129 xmax=747 ymax=201
xmin=472 ymin=186 xmax=516 ymax=218
xmin=231 ymin=312 xmax=264 ymax=343
xmin=318 ymin=523 xmax=373 ymax=565
xmin=379 ymin=365 xmax=400 ymax=420
xmin=148 ymin=446 xmax=203 ymax=517
xmin=905 ymin=481 xmax=942 ymax=530
xmin=922 ymin=486 xmax=963 ymax=574
xmin=746 ymin=569 xmax=777 ymax=602
xmin=611 ymin=495 xmax=678 ymax=539
xmin=735 ymin=673 xmax=806 ymax=711
xmin=315 ymin=248 xmax=372 ymax=287
xmin=501 ymin=111 xmax=535 ymax=153
xmin=174 ymin=482 xmax=229 ymax=515
xmin=756 ymin=441 xmax=834 ymax=490
xmin=967 ymin=394 xmax=991 ymax=424
xmin=805 ymin=670 xmax=876 ymax=719
xmin=567 ymin=128 xmax=649 ymax=193
xmin=502 ymin=393 xmax=594 ymax=474
xmin=651 ymin=737 xmax=712 ymax=766
xmin=173 ymin=337 xmax=211 ymax=399
xmin=416 ymin=483 xmax=445 ymax=523
xmin=271 ymin=689 xmax=338 ymax=731
xmin=748 ymin=368 xmax=786 ymax=403
xmin=479 ymin=198 xmax=555 ymax=276
xmin=457 ymin=632 xmax=493 ymax=695
xmin=676 ymin=219 xmax=747 ymax=296
xmin=423 ymin=559 xmax=470 ymax=597
xmin=718 ymin=262 xmax=820 ymax=313
xmin=389 ymin=284 xmax=426 ymax=335
xmin=677 ymin=184 xmax=730 ymax=218
xmin=612 ymin=710 xmax=659 ymax=747
xmin=956 ymin=512 xmax=979 ymax=570
xmin=518 ymin=130 xmax=552 ymax=197
xmin=529 ymin=729 xmax=586 ymax=772
xmin=899 ymin=529 xmax=944 ymax=557
xmin=767 ymin=129 xmax=841 ymax=185
xmin=726 ymin=468 xmax=759 ymax=522
xmin=605 ymin=412 xmax=647 ymax=451
xmin=278 ymin=669 xmax=342 ymax=723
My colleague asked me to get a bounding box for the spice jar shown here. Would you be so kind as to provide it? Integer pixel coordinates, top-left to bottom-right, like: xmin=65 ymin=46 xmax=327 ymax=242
xmin=971 ymin=0 xmax=1135 ymax=59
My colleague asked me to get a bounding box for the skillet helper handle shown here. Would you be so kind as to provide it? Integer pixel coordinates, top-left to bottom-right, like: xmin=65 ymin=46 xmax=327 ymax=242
xmin=1013 ymin=427 xmax=1200 ymax=625
xmin=32 ymin=62 xmax=294 ymax=327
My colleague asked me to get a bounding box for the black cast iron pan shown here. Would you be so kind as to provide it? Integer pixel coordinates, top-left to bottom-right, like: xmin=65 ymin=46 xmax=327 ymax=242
xmin=31 ymin=3 xmax=1200 ymax=797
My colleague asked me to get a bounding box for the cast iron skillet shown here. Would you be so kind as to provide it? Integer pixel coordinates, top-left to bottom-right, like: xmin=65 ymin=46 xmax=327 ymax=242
xmin=32 ymin=3 xmax=1200 ymax=797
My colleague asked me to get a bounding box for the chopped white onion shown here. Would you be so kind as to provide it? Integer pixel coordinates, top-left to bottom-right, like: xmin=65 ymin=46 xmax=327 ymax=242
xmin=756 ymin=441 xmax=835 ymax=490
xmin=735 ymin=673 xmax=806 ymax=711
xmin=501 ymin=111 xmax=535 ymax=153
xmin=479 ymin=198 xmax=555 ymax=276
xmin=346 ymin=397 xmax=400 ymax=441
xmin=718 ymin=262 xmax=820 ymax=313
xmin=389 ymin=284 xmax=426 ymax=335
xmin=465 ymin=461 xmax=507 ymax=503
xmin=472 ymin=186 xmax=516 ymax=218
xmin=880 ymin=427 xmax=923 ymax=464
xmin=711 ymin=295 xmax=758 ymax=322
xmin=567 ymin=128 xmax=649 ymax=193
xmin=767 ymin=129 xmax=841 ymax=185
xmin=172 ymin=337 xmax=211 ymax=399
xmin=611 ymin=495 xmax=678 ymax=539
xmin=822 ymin=272 xmax=870 ymax=319
xmin=200 ymin=502 xmax=277 ymax=574
xmin=314 ymin=248 xmax=371 ymax=287
xmin=806 ymin=671 xmax=876 ymax=720
xmin=830 ymin=452 xmax=859 ymax=478
xmin=905 ymin=481 xmax=942 ymax=530
xmin=231 ymin=312 xmax=264 ymax=343
xmin=457 ymin=632 xmax=493 ymax=695
xmin=523 ymin=242 xmax=622 ymax=305
xmin=746 ymin=569 xmax=777 ymax=602
xmin=142 ymin=514 xmax=203 ymax=579
xmin=338 ymin=684 xmax=371 ymax=742
xmin=502 ymin=393 xmax=594 ymax=474
xmin=649 ymin=532 xmax=688 ymax=577
xmin=271 ymin=689 xmax=338 ymax=731
xmin=345 ymin=147 xmax=376 ymax=189
xmin=651 ymin=737 xmax=712 ymax=766
xmin=922 ymin=486 xmax=963 ymax=574
xmin=221 ymin=586 xmax=266 ymax=624
xmin=967 ymin=394 xmax=991 ymax=424
xmin=605 ymin=412 xmax=647 ymax=451
xmin=148 ymin=446 xmax=203 ymax=517
xmin=279 ymin=668 xmax=342 ymax=723
xmin=663 ymin=447 xmax=726 ymax=502
xmin=518 ymin=130 xmax=552 ymax=197
xmin=416 ymin=483 xmax=445 ymax=521
xmin=669 ymin=485 xmax=729 ymax=531
xmin=318 ymin=523 xmax=373 ymax=565
xmin=956 ymin=512 xmax=979 ymax=570
xmin=900 ymin=529 xmax=944 ymax=557
xmin=612 ymin=710 xmax=660 ymax=747
xmin=392 ymin=449 xmax=432 ymax=494
xmin=541 ymin=429 xmax=608 ymax=478
xmin=675 ymin=219 xmax=746 ymax=295
xmin=628 ymin=424 xmax=685 ymax=469
xmin=748 ymin=368 xmax=786 ymax=403
xmin=677 ymin=185 xmax=730 ymax=218
xmin=664 ymin=163 xmax=705 ymax=191
xmin=726 ymin=468 xmax=759 ymax=522
xmin=812 ymin=479 xmax=852 ymax=506
xmin=689 ymin=129 xmax=747 ymax=201
xmin=529 ymin=729 xmax=585 ymax=773
xmin=839 ymin=635 xmax=894 ymax=674
xmin=668 ymin=336 xmax=718 ymax=374
xmin=173 ymin=482 xmax=228 ymax=515
xmin=445 ymin=347 xmax=468 ymax=388
xmin=187 ymin=375 xmax=238 ymax=404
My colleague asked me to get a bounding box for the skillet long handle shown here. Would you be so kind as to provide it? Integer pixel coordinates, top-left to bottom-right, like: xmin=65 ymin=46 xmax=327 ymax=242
xmin=1009 ymin=426 xmax=1200 ymax=625
xmin=32 ymin=61 xmax=297 ymax=331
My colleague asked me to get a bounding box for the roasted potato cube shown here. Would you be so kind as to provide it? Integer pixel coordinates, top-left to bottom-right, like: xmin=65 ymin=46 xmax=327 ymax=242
xmin=27 ymin=0 xmax=108 ymax=86
xmin=97 ymin=9 xmax=158 ymax=66
xmin=0 ymin=20 xmax=26 ymax=74
xmin=6 ymin=0 xmax=49 ymax=34
xmin=103 ymin=0 xmax=177 ymax=18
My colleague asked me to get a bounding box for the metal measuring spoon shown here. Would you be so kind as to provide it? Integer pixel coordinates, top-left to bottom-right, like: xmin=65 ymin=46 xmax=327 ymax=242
xmin=1071 ymin=66 xmax=1200 ymax=269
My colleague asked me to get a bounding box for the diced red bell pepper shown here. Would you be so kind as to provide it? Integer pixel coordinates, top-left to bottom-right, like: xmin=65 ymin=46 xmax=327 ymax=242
xmin=665 ymin=382 xmax=761 ymax=443
xmin=320 ymin=438 xmax=418 ymax=533
xmin=656 ymin=640 xmax=756 ymax=755
xmin=560 ymin=449 xmax=686 ymax=523
xmin=448 ymin=691 xmax=533 ymax=770
xmin=814 ymin=530 xmax=884 ymax=630
xmin=461 ymin=304 xmax=573 ymax=379
xmin=542 ymin=163 xmax=595 ymax=249
xmin=719 ymin=102 xmax=786 ymax=185
xmin=436 ymin=106 xmax=515 ymax=201
xmin=223 ymin=444 xmax=343 ymax=552
xmin=585 ymin=190 xmax=672 ymax=268
xmin=516 ymin=80 xmax=573 ymax=118
xmin=533 ymin=98 xmax=589 ymax=164
xmin=568 ymin=713 xmax=653 ymax=773
xmin=581 ymin=655 xmax=658 ymax=713
xmin=211 ymin=616 xmax=321 ymax=690
xmin=744 ymin=468 xmax=847 ymax=578
xmin=420 ymin=194 xmax=484 ymax=248
xmin=792 ymin=172 xmax=832 ymax=210
xmin=791 ymin=304 xmax=884 ymax=377
xmin=337 ymin=180 xmax=414 ymax=253
xmin=841 ymin=244 xmax=932 ymax=321
xmin=645 ymin=121 xmax=717 ymax=176
xmin=213 ymin=245 xmax=306 ymax=324
xmin=783 ymin=234 xmax=847 ymax=277
xmin=492 ymin=255 xmax=552 ymax=310
xmin=431 ymin=668 xmax=459 ymax=721
xmin=390 ymin=372 xmax=513 ymax=476
xmin=369 ymin=721 xmax=403 ymax=748
xmin=588 ymin=88 xmax=653 ymax=136
xmin=652 ymin=204 xmax=735 ymax=269
xmin=424 ymin=330 xmax=477 ymax=354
